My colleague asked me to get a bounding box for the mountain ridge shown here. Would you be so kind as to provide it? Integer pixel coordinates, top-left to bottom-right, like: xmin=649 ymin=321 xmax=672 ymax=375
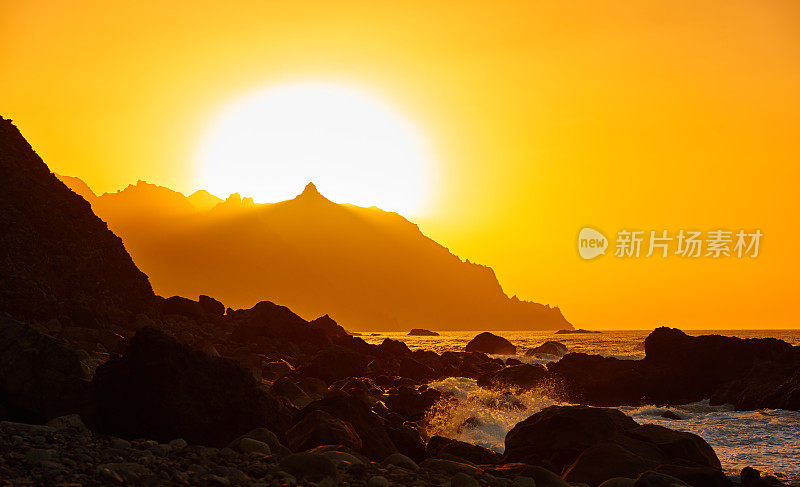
xmin=0 ymin=117 xmax=157 ymax=329
xmin=56 ymin=174 xmax=571 ymax=331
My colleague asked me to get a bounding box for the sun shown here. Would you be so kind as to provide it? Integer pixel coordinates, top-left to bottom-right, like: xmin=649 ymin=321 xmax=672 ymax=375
xmin=196 ymin=82 xmax=435 ymax=215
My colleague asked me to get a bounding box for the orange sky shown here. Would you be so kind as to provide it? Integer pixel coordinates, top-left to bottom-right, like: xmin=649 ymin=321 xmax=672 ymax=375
xmin=2 ymin=0 xmax=799 ymax=329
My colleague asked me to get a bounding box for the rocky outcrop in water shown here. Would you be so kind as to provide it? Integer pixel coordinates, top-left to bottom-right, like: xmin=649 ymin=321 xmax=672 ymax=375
xmin=465 ymin=332 xmax=516 ymax=355
xmin=526 ymin=340 xmax=567 ymax=357
xmin=409 ymin=328 xmax=440 ymax=336
xmin=547 ymin=327 xmax=800 ymax=410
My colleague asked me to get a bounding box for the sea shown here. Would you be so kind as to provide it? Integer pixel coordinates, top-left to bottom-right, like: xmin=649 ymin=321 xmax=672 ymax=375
xmin=360 ymin=330 xmax=800 ymax=484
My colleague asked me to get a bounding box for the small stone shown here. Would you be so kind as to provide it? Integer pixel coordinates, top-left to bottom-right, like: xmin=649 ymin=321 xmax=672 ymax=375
xmin=237 ymin=437 xmax=271 ymax=455
xmin=660 ymin=410 xmax=683 ymax=420
xmin=110 ymin=438 xmax=131 ymax=449
xmin=368 ymin=476 xmax=389 ymax=487
xmin=169 ymin=438 xmax=188 ymax=449
xmin=46 ymin=414 xmax=91 ymax=434
xmin=451 ymin=472 xmax=479 ymax=487
xmin=279 ymin=453 xmax=339 ymax=483
xmin=382 ymin=452 xmax=420 ymax=471
xmin=512 ymin=476 xmax=537 ymax=487
xmin=149 ymin=444 xmax=171 ymax=457
xmin=219 ymin=446 xmax=238 ymax=459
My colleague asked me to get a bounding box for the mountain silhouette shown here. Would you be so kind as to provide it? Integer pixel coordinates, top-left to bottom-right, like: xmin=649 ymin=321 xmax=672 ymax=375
xmin=58 ymin=175 xmax=571 ymax=331
xmin=0 ymin=117 xmax=156 ymax=328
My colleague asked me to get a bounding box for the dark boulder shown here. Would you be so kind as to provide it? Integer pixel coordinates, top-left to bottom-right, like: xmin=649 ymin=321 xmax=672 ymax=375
xmin=198 ymin=295 xmax=225 ymax=317
xmin=0 ymin=317 xmax=92 ymax=423
xmin=229 ymin=301 xmax=331 ymax=350
xmin=710 ymin=355 xmax=800 ymax=410
xmin=271 ymin=377 xmax=313 ymax=409
xmin=385 ymin=386 xmax=441 ymax=421
xmin=526 ymin=341 xmax=568 ymax=357
xmin=477 ymin=363 xmax=547 ymax=392
xmin=386 ymin=424 xmax=428 ymax=463
xmin=740 ymin=466 xmax=787 ymax=487
xmin=642 ymin=327 xmax=794 ymax=406
xmin=286 ymin=410 xmax=362 ymax=452
xmin=465 ymin=332 xmax=516 ymax=355
xmin=378 ymin=338 xmax=413 ymax=357
xmin=427 ymin=436 xmax=500 ymax=465
xmin=504 ymin=406 xmax=721 ymax=486
xmin=547 ymin=353 xmax=646 ymax=406
xmin=93 ymin=327 xmax=292 ymax=447
xmin=297 ymin=346 xmax=370 ymax=384
xmin=278 ymin=452 xmax=340 ymax=484
xmin=309 ymin=314 xmax=350 ymax=340
xmin=398 ymin=356 xmax=438 ymax=382
xmin=162 ymin=296 xmax=206 ymax=321
xmin=292 ymin=391 xmax=397 ymax=461
xmin=548 ymin=328 xmax=800 ymax=410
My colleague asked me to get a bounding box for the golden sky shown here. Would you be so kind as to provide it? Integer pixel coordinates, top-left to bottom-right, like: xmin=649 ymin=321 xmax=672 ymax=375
xmin=3 ymin=0 xmax=799 ymax=329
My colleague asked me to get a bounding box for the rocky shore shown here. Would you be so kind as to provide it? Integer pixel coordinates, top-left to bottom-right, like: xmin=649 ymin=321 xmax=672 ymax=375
xmin=0 ymin=116 xmax=797 ymax=486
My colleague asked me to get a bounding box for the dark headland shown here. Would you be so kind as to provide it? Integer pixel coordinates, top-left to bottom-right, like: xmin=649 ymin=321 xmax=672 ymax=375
xmin=1 ymin=117 xmax=797 ymax=486
xmin=408 ymin=329 xmax=440 ymax=336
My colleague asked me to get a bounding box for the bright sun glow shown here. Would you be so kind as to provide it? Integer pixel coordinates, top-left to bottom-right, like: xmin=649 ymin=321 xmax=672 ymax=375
xmin=197 ymin=82 xmax=435 ymax=215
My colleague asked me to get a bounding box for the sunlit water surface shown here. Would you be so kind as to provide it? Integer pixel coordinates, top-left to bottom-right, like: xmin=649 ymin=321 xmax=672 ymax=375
xmin=361 ymin=330 xmax=800 ymax=484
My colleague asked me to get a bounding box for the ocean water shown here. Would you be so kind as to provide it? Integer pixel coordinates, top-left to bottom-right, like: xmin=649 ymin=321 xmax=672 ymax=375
xmin=361 ymin=330 xmax=800 ymax=484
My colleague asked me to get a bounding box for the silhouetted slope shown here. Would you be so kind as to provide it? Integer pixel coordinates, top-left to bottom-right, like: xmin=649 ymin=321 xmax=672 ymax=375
xmin=0 ymin=117 xmax=156 ymax=328
xmin=60 ymin=175 xmax=570 ymax=331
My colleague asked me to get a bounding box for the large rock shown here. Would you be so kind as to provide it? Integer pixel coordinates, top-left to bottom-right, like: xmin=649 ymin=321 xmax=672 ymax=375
xmin=547 ymin=327 xmax=800 ymax=410
xmin=0 ymin=317 xmax=91 ymax=422
xmin=546 ymin=353 xmax=647 ymax=406
xmin=0 ymin=116 xmax=156 ymax=329
xmin=427 ymin=436 xmax=500 ymax=464
xmin=297 ymin=346 xmax=370 ymax=384
xmin=711 ymin=358 xmax=800 ymax=410
xmin=526 ymin=341 xmax=568 ymax=357
xmin=198 ymin=295 xmax=225 ymax=316
xmin=385 ymin=386 xmax=441 ymax=421
xmin=292 ymin=391 xmax=397 ymax=461
xmin=286 ymin=410 xmax=362 ymax=452
xmin=385 ymin=424 xmax=428 ymax=463
xmin=465 ymin=333 xmax=516 ymax=355
xmin=503 ymin=406 xmax=721 ymax=487
xmin=93 ymin=327 xmax=292 ymax=446
xmin=229 ymin=301 xmax=333 ymax=350
xmin=162 ymin=296 xmax=206 ymax=321
xmin=642 ymin=327 xmax=795 ymax=406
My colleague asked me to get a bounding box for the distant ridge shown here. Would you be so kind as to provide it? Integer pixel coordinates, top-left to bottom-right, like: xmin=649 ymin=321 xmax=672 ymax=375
xmin=57 ymin=174 xmax=572 ymax=331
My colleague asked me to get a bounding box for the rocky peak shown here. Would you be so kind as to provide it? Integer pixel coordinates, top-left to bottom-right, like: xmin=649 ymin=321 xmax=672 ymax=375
xmin=0 ymin=116 xmax=156 ymax=328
